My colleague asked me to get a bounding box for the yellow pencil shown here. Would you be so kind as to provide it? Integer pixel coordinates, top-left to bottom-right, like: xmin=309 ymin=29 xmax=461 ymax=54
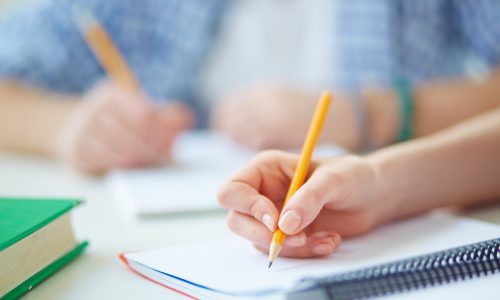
xmin=268 ymin=91 xmax=332 ymax=268
xmin=72 ymin=8 xmax=140 ymax=94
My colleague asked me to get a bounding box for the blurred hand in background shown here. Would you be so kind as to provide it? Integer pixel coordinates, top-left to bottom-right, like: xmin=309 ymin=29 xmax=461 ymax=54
xmin=211 ymin=84 xmax=359 ymax=151
xmin=0 ymin=80 xmax=192 ymax=175
xmin=56 ymin=81 xmax=193 ymax=174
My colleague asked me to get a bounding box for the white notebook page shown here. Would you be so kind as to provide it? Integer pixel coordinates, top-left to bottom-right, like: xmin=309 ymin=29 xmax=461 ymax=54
xmin=123 ymin=213 xmax=500 ymax=298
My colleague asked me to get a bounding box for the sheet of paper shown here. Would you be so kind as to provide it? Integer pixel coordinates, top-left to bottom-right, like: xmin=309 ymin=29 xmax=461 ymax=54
xmin=124 ymin=213 xmax=500 ymax=299
xmin=107 ymin=131 xmax=346 ymax=216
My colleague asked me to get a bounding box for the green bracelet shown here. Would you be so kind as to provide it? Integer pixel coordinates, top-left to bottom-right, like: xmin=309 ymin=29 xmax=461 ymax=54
xmin=394 ymin=78 xmax=414 ymax=142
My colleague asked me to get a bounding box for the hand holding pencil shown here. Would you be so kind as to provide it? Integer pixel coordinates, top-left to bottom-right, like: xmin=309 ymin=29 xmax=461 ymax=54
xmin=55 ymin=9 xmax=193 ymax=174
xmin=218 ymin=91 xmax=386 ymax=262
xmin=56 ymin=81 xmax=193 ymax=174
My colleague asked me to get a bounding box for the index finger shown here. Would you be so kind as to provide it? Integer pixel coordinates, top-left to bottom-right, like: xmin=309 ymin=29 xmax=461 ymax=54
xmin=218 ymin=181 xmax=279 ymax=231
xmin=217 ymin=150 xmax=299 ymax=230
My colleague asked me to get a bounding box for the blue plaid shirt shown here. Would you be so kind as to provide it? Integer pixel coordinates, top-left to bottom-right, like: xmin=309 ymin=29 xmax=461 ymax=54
xmin=0 ymin=0 xmax=499 ymax=104
xmin=336 ymin=0 xmax=500 ymax=90
xmin=0 ymin=0 xmax=227 ymax=116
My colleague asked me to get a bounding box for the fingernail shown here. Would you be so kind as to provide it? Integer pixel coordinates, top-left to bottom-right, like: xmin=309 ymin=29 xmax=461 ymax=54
xmin=262 ymin=214 xmax=275 ymax=231
xmin=285 ymin=235 xmax=306 ymax=247
xmin=278 ymin=210 xmax=302 ymax=234
xmin=313 ymin=243 xmax=334 ymax=256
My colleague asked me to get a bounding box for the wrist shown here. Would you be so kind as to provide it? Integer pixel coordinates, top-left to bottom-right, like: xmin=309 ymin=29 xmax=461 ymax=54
xmin=366 ymin=153 xmax=401 ymax=225
xmin=363 ymin=88 xmax=400 ymax=148
xmin=48 ymin=98 xmax=79 ymax=159
xmin=325 ymin=93 xmax=360 ymax=150
xmin=0 ymin=82 xmax=79 ymax=157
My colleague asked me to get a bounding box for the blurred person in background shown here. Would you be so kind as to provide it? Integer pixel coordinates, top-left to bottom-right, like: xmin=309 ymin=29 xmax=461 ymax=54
xmin=0 ymin=0 xmax=499 ymax=174
xmin=0 ymin=0 xmax=220 ymax=174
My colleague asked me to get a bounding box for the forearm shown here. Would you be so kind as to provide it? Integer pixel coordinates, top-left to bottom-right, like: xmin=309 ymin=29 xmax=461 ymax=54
xmin=413 ymin=71 xmax=500 ymax=137
xmin=368 ymin=108 xmax=500 ymax=221
xmin=365 ymin=69 xmax=500 ymax=147
xmin=0 ymin=81 xmax=77 ymax=156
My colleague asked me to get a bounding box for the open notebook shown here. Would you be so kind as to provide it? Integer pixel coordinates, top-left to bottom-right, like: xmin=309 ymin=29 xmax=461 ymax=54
xmin=107 ymin=131 xmax=346 ymax=216
xmin=120 ymin=213 xmax=500 ymax=299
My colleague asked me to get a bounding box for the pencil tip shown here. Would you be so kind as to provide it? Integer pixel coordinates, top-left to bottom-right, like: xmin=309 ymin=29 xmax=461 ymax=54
xmin=268 ymin=261 xmax=273 ymax=269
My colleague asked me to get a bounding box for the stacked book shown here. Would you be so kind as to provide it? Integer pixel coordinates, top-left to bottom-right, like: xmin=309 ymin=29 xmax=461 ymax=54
xmin=0 ymin=198 xmax=87 ymax=299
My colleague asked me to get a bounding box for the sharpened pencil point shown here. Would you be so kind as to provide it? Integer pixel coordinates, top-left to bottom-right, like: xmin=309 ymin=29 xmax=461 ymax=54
xmin=268 ymin=241 xmax=282 ymax=269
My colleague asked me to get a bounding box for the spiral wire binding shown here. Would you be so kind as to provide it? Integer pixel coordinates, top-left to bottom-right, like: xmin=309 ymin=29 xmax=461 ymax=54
xmin=292 ymin=237 xmax=500 ymax=300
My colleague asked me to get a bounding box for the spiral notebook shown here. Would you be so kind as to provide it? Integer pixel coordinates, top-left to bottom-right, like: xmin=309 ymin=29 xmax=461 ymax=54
xmin=286 ymin=237 xmax=500 ymax=300
xmin=120 ymin=213 xmax=500 ymax=299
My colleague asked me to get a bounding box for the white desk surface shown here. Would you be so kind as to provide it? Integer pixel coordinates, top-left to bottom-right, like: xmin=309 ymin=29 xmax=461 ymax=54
xmin=1 ymin=152 xmax=499 ymax=300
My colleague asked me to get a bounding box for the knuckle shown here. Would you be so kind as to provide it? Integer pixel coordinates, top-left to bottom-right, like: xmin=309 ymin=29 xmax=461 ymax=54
xmin=324 ymin=168 xmax=349 ymax=186
xmin=301 ymin=185 xmax=323 ymax=208
xmin=216 ymin=183 xmax=233 ymax=208
xmin=250 ymin=198 xmax=265 ymax=220
xmin=253 ymin=149 xmax=284 ymax=163
xmin=252 ymin=151 xmax=271 ymax=162
xmin=226 ymin=211 xmax=239 ymax=233
xmin=318 ymin=168 xmax=354 ymax=203
xmin=324 ymin=168 xmax=351 ymax=189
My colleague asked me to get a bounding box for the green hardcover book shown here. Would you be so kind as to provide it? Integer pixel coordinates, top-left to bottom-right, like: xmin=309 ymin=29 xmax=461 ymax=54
xmin=0 ymin=198 xmax=88 ymax=300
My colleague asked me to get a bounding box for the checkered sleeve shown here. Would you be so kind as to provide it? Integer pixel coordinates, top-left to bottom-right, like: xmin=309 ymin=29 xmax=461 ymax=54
xmin=0 ymin=0 xmax=105 ymax=93
xmin=0 ymin=0 xmax=227 ymax=99
xmin=454 ymin=0 xmax=500 ymax=67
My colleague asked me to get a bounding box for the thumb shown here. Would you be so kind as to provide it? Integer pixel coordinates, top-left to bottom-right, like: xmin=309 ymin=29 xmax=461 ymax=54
xmin=277 ymin=168 xmax=338 ymax=235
